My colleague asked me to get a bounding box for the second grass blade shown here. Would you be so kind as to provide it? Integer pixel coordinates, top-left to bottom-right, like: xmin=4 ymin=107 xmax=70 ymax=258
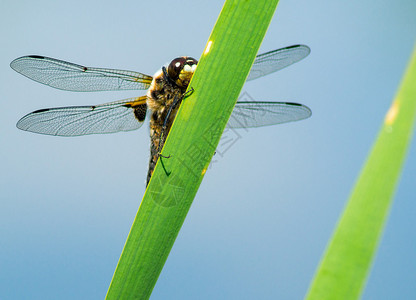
xmin=305 ymin=45 xmax=416 ymax=300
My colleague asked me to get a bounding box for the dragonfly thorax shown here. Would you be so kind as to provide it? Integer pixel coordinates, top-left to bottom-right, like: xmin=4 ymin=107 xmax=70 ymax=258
xmin=145 ymin=57 xmax=198 ymax=185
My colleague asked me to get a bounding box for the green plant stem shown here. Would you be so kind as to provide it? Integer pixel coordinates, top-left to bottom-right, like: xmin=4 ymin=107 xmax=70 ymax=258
xmin=106 ymin=0 xmax=280 ymax=299
xmin=305 ymin=44 xmax=416 ymax=300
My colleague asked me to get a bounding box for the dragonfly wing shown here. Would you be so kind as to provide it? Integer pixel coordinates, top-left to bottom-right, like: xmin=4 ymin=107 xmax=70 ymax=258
xmin=16 ymin=97 xmax=148 ymax=136
xmin=227 ymin=101 xmax=311 ymax=129
xmin=246 ymin=45 xmax=310 ymax=81
xmin=10 ymin=55 xmax=153 ymax=91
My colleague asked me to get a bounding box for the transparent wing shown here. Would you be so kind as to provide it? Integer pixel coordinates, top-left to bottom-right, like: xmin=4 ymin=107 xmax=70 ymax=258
xmin=10 ymin=55 xmax=153 ymax=92
xmin=16 ymin=97 xmax=148 ymax=136
xmin=246 ymin=45 xmax=310 ymax=81
xmin=227 ymin=101 xmax=311 ymax=129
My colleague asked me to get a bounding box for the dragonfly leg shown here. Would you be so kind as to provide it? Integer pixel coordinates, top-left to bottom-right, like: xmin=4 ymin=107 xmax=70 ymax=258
xmin=156 ymin=87 xmax=194 ymax=158
xmin=162 ymin=66 xmax=178 ymax=88
xmin=183 ymin=86 xmax=194 ymax=98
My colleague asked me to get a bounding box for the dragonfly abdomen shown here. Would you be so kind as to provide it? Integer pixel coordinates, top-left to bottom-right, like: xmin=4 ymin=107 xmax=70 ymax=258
xmin=146 ymin=69 xmax=186 ymax=186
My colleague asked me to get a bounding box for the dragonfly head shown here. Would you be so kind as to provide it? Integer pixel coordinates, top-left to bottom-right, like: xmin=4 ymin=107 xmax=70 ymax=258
xmin=167 ymin=56 xmax=198 ymax=88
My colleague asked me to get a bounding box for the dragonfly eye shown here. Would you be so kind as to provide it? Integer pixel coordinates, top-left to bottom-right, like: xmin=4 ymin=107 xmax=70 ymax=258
xmin=167 ymin=57 xmax=198 ymax=81
xmin=167 ymin=57 xmax=187 ymax=81
xmin=185 ymin=57 xmax=198 ymax=66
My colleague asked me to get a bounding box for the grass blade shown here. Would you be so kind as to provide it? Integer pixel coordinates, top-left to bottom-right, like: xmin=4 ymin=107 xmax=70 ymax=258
xmin=305 ymin=45 xmax=416 ymax=299
xmin=106 ymin=0 xmax=280 ymax=298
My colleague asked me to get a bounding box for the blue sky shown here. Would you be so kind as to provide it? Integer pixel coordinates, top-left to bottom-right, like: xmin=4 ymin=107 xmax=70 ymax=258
xmin=1 ymin=0 xmax=415 ymax=299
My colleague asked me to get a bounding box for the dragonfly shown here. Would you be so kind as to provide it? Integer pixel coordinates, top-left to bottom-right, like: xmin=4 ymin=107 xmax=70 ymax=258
xmin=11 ymin=44 xmax=312 ymax=185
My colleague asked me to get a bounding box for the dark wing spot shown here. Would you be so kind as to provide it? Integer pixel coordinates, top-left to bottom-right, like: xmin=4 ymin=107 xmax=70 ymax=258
xmin=33 ymin=108 xmax=50 ymax=113
xmin=284 ymin=102 xmax=302 ymax=106
xmin=285 ymin=45 xmax=299 ymax=49
xmin=133 ymin=104 xmax=147 ymax=122
xmin=28 ymin=55 xmax=45 ymax=59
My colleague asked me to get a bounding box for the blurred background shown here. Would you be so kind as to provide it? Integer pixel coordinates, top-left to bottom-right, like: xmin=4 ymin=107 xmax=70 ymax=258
xmin=1 ymin=0 xmax=415 ymax=299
